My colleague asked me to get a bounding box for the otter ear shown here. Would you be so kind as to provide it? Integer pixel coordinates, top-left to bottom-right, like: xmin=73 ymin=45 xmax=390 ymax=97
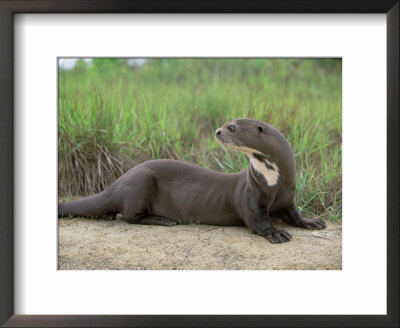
xmin=258 ymin=126 xmax=263 ymax=133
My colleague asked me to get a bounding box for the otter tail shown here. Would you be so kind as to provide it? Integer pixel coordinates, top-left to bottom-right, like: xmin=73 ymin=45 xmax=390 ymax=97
xmin=58 ymin=191 xmax=114 ymax=218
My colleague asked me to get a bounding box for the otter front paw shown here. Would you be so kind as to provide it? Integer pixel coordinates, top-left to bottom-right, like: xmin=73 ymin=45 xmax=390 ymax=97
xmin=299 ymin=218 xmax=326 ymax=230
xmin=265 ymin=227 xmax=292 ymax=244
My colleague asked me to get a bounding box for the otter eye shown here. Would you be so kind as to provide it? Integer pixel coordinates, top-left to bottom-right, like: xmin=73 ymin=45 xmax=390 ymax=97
xmin=227 ymin=124 xmax=235 ymax=132
xmin=258 ymin=126 xmax=263 ymax=132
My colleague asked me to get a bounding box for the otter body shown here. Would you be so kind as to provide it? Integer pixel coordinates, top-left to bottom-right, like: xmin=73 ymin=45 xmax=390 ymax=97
xmin=59 ymin=119 xmax=326 ymax=243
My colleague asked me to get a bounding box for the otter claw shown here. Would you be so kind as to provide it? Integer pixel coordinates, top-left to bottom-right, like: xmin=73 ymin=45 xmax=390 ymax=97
xmin=266 ymin=234 xmax=279 ymax=243
xmin=278 ymin=230 xmax=292 ymax=241
xmin=266 ymin=229 xmax=292 ymax=244
xmin=300 ymin=218 xmax=327 ymax=230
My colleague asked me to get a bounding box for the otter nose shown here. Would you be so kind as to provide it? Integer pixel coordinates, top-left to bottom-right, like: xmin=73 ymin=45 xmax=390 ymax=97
xmin=215 ymin=128 xmax=222 ymax=136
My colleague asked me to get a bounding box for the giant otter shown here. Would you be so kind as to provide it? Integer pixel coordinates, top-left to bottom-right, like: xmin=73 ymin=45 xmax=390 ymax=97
xmin=59 ymin=118 xmax=326 ymax=243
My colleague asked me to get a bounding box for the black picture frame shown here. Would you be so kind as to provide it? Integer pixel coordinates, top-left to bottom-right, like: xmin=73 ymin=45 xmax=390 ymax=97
xmin=0 ymin=1 xmax=398 ymax=327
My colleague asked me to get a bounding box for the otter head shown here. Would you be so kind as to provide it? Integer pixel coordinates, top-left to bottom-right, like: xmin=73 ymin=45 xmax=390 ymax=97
xmin=215 ymin=118 xmax=295 ymax=186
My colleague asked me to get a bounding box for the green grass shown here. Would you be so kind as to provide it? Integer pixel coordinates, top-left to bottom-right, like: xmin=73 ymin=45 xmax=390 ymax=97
xmin=58 ymin=58 xmax=342 ymax=222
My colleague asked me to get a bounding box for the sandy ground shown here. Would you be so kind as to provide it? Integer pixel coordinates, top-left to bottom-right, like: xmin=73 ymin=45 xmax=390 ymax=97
xmin=58 ymin=217 xmax=341 ymax=270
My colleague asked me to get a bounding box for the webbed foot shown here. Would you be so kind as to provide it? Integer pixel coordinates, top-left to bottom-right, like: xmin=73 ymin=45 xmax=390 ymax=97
xmin=127 ymin=215 xmax=177 ymax=227
xmin=275 ymin=205 xmax=327 ymax=230
xmin=298 ymin=217 xmax=326 ymax=230
xmin=265 ymin=227 xmax=292 ymax=244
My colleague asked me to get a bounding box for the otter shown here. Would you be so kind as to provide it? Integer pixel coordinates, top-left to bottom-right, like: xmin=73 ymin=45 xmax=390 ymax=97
xmin=59 ymin=118 xmax=326 ymax=243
